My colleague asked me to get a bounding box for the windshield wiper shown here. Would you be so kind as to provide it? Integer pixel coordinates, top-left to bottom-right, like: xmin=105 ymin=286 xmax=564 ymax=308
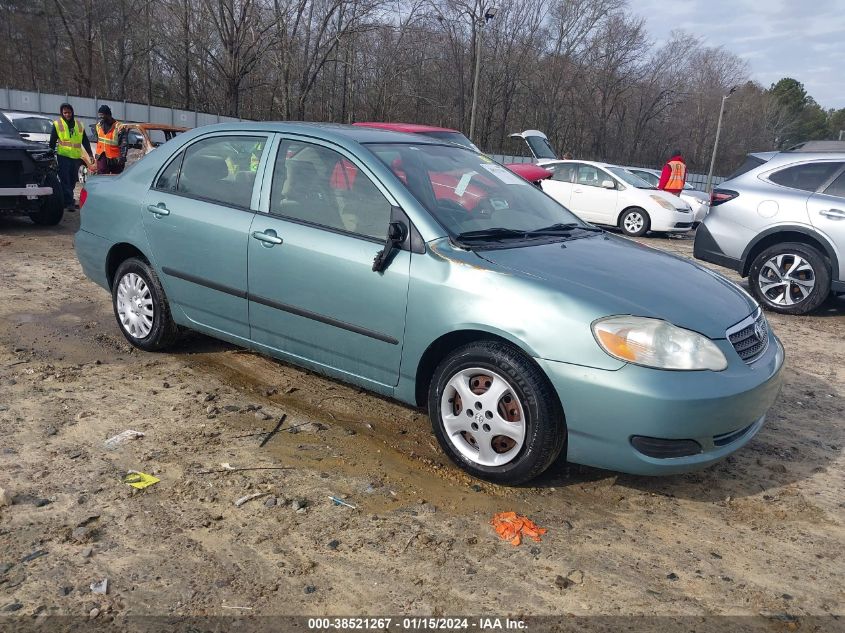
xmin=454 ymin=227 xmax=528 ymax=242
xmin=523 ymin=222 xmax=603 ymax=236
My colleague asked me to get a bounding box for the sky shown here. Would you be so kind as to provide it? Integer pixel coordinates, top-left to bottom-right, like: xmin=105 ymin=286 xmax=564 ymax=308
xmin=629 ymin=0 xmax=845 ymax=110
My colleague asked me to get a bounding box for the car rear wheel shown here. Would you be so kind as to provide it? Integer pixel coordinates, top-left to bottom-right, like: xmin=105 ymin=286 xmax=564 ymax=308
xmin=29 ymin=174 xmax=64 ymax=226
xmin=748 ymin=242 xmax=830 ymax=315
xmin=112 ymin=258 xmax=179 ymax=351
xmin=428 ymin=341 xmax=565 ymax=485
xmin=619 ymin=207 xmax=650 ymax=237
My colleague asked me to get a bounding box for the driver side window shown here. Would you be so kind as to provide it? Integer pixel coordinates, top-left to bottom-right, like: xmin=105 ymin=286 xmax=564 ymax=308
xmin=269 ymin=141 xmax=391 ymax=240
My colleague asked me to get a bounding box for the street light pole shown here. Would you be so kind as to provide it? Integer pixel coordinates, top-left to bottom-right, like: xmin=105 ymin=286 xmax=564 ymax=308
xmin=705 ymin=86 xmax=737 ymax=195
xmin=469 ymin=7 xmax=496 ymax=143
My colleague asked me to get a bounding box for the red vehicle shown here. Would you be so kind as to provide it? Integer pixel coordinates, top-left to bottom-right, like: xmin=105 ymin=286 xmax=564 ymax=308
xmin=352 ymin=122 xmax=552 ymax=185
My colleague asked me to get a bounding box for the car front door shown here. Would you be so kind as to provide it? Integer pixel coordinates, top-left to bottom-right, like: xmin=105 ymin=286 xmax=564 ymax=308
xmin=141 ymin=133 xmax=269 ymax=340
xmin=570 ymin=164 xmax=618 ymax=224
xmin=247 ymin=137 xmax=410 ymax=389
xmin=807 ymin=164 xmax=845 ymax=281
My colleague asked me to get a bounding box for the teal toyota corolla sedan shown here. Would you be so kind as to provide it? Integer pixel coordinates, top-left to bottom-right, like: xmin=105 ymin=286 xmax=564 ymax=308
xmin=74 ymin=123 xmax=784 ymax=484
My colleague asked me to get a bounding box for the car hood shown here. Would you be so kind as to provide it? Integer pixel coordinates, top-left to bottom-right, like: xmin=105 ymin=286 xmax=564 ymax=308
xmin=476 ymin=234 xmax=756 ymax=339
xmin=0 ymin=134 xmax=45 ymax=150
xmin=646 ymin=188 xmax=690 ymax=209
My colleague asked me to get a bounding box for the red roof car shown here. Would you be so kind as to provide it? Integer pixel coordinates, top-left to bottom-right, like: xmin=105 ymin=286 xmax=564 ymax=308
xmin=353 ymin=122 xmax=552 ymax=184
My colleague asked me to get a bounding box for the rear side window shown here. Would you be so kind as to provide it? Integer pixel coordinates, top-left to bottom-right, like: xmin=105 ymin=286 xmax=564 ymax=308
xmin=823 ymin=170 xmax=845 ymax=199
xmin=551 ymin=164 xmax=576 ymax=183
xmin=768 ymin=162 xmax=843 ymax=192
xmin=176 ymin=135 xmax=266 ymax=209
xmin=726 ymin=155 xmax=766 ymax=180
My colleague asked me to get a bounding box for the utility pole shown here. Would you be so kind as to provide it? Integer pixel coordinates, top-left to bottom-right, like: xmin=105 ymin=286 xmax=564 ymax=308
xmin=468 ymin=7 xmax=497 ymax=143
xmin=705 ymin=86 xmax=737 ymax=194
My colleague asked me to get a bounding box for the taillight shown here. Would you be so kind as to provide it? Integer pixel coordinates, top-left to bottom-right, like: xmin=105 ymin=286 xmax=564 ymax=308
xmin=79 ymin=188 xmax=88 ymax=208
xmin=710 ymin=189 xmax=738 ymax=206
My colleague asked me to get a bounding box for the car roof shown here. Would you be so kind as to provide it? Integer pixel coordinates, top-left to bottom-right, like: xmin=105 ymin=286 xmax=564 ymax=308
xmin=3 ymin=111 xmax=52 ymax=120
xmin=353 ymin=121 xmax=461 ymax=134
xmin=186 ymin=121 xmax=447 ymax=146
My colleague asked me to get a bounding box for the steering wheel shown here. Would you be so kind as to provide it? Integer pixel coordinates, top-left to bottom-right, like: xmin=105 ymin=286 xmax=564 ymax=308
xmin=436 ymin=198 xmax=467 ymax=215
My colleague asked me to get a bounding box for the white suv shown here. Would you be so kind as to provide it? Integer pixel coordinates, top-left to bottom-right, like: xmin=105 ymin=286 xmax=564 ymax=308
xmin=694 ymin=143 xmax=845 ymax=315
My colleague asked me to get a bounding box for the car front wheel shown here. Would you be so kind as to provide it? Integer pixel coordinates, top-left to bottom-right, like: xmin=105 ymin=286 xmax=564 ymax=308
xmin=748 ymin=242 xmax=830 ymax=315
xmin=428 ymin=341 xmax=565 ymax=485
xmin=29 ymin=174 xmax=64 ymax=225
xmin=619 ymin=207 xmax=650 ymax=237
xmin=112 ymin=258 xmax=179 ymax=351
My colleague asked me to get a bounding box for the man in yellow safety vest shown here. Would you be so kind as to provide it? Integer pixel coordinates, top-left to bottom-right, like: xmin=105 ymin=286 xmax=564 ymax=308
xmin=48 ymin=102 xmax=94 ymax=211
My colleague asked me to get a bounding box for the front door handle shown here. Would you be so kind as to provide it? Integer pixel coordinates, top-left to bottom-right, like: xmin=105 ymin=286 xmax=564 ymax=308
xmin=252 ymin=230 xmax=283 ymax=246
xmin=146 ymin=203 xmax=170 ymax=216
xmin=573 ymin=188 xmax=583 ymax=194
xmin=819 ymin=208 xmax=845 ymax=219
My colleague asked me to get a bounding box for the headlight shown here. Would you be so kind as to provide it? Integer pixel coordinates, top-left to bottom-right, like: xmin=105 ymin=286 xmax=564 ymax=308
xmin=592 ymin=316 xmax=727 ymax=371
xmin=649 ymin=195 xmax=677 ymax=210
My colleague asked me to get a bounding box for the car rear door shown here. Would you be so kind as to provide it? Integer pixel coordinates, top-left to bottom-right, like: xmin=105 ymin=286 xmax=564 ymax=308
xmin=806 ymin=163 xmax=845 ymax=281
xmin=141 ymin=132 xmax=269 ymax=340
xmin=541 ymin=163 xmax=575 ymax=207
xmin=246 ymin=136 xmax=410 ymax=389
xmin=570 ymin=164 xmax=618 ymax=224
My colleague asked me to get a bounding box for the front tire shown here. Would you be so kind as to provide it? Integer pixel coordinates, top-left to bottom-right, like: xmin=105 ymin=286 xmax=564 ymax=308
xmin=427 ymin=341 xmax=565 ymax=485
xmin=619 ymin=207 xmax=650 ymax=237
xmin=29 ymin=174 xmax=64 ymax=226
xmin=112 ymin=258 xmax=179 ymax=351
xmin=748 ymin=242 xmax=830 ymax=315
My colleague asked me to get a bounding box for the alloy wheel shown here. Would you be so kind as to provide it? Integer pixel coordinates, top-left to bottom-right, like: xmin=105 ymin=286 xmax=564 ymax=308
xmin=758 ymin=253 xmax=816 ymax=307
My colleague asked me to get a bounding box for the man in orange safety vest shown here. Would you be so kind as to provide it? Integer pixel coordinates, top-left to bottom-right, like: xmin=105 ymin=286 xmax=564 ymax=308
xmin=94 ymin=104 xmax=128 ymax=175
xmin=658 ymin=149 xmax=687 ymax=195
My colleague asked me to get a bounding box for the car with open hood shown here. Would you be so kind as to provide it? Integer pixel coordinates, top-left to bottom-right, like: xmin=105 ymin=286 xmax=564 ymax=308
xmin=74 ymin=122 xmax=784 ymax=484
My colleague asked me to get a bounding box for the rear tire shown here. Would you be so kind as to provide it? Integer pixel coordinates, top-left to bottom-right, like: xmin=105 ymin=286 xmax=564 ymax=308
xmin=112 ymin=258 xmax=179 ymax=351
xmin=748 ymin=242 xmax=830 ymax=315
xmin=427 ymin=341 xmax=566 ymax=485
xmin=29 ymin=174 xmax=64 ymax=226
xmin=619 ymin=207 xmax=650 ymax=237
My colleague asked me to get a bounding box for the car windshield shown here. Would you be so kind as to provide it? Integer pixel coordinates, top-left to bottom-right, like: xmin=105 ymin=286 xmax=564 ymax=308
xmin=366 ymin=143 xmax=588 ymax=243
xmin=420 ymin=131 xmax=479 ymax=152
xmin=525 ymin=135 xmax=557 ymax=160
xmin=608 ymin=166 xmax=654 ymax=188
xmin=11 ymin=116 xmax=53 ymax=134
xmin=0 ymin=113 xmax=20 ymax=138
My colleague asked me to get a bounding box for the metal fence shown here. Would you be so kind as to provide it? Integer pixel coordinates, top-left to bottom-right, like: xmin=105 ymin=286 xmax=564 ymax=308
xmin=0 ymin=87 xmax=246 ymax=128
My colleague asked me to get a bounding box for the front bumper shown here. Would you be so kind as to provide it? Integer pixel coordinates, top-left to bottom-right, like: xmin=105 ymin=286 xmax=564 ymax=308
xmin=652 ymin=209 xmax=694 ymax=232
xmin=537 ymin=332 xmax=784 ymax=475
xmin=0 ymin=186 xmax=53 ymax=198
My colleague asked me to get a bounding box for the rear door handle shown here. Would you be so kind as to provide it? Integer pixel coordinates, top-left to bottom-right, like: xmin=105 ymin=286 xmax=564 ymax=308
xmin=819 ymin=208 xmax=845 ymax=219
xmin=573 ymin=188 xmax=583 ymax=193
xmin=146 ymin=203 xmax=170 ymax=216
xmin=252 ymin=230 xmax=283 ymax=246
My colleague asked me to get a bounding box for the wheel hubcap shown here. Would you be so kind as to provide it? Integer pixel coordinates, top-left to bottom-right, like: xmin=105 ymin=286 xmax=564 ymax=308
xmin=116 ymin=273 xmax=154 ymax=339
xmin=440 ymin=368 xmax=526 ymax=467
xmin=758 ymin=253 xmax=816 ymax=306
xmin=624 ymin=213 xmax=644 ymax=233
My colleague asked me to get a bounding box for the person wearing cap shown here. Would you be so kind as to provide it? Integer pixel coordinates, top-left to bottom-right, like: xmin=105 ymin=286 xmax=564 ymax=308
xmin=94 ymin=105 xmax=128 ymax=175
xmin=48 ymin=102 xmax=94 ymax=211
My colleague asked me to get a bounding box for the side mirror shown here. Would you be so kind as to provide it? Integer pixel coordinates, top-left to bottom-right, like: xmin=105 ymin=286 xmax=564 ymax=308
xmin=372 ymin=221 xmax=407 ymax=272
xmin=601 ymin=179 xmax=615 ymax=189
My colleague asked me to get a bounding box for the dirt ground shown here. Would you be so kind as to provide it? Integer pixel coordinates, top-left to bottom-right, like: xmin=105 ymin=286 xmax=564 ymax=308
xmin=1 ymin=210 xmax=843 ymax=629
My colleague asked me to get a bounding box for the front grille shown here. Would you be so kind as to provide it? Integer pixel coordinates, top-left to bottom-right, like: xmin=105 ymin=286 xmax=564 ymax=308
xmin=727 ymin=310 xmax=769 ymax=364
xmin=0 ymin=161 xmax=23 ymax=187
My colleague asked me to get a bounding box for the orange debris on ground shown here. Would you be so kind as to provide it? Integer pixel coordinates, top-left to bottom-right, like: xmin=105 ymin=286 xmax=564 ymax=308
xmin=491 ymin=511 xmax=547 ymax=546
